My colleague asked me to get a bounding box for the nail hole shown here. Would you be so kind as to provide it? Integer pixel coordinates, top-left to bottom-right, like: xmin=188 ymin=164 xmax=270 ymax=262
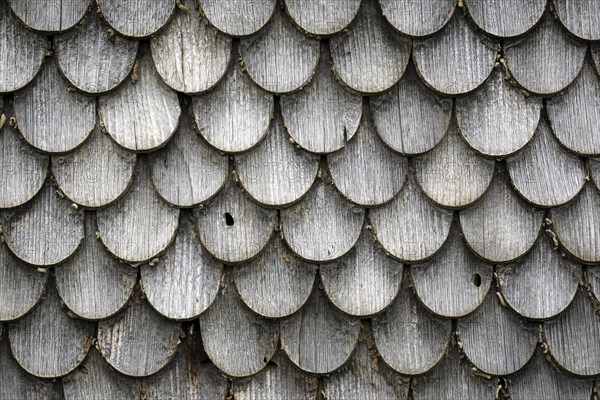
xmin=224 ymin=212 xmax=234 ymax=226
xmin=472 ymin=273 xmax=481 ymax=288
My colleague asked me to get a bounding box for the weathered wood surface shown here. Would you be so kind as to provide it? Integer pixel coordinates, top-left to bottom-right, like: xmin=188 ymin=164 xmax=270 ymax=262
xmin=456 ymin=67 xmax=541 ymax=157
xmin=320 ymin=229 xmax=403 ymax=316
xmin=192 ymin=61 xmax=274 ymax=153
xmin=459 ymin=172 xmax=544 ymax=263
xmin=4 ymin=181 xmax=84 ymax=266
xmin=413 ymin=121 xmax=495 ymax=208
xmin=280 ymin=44 xmax=362 ymax=154
xmin=55 ymin=213 xmax=136 ymax=320
xmin=199 ymin=282 xmax=279 ymax=377
xmin=280 ymin=287 xmax=360 ymax=374
xmin=141 ymin=217 xmax=223 ymax=320
xmin=97 ymin=296 xmax=182 ymax=377
xmin=234 ymin=236 xmax=317 ymax=318
xmin=8 ymin=283 xmax=95 ymax=378
xmin=97 ymin=0 xmax=175 ymax=38
xmin=98 ymin=51 xmax=181 ymax=152
xmin=413 ymin=11 xmax=498 ymax=95
xmin=553 ymin=0 xmax=600 ymax=40
xmin=328 ymin=104 xmax=408 ymax=206
xmin=497 ymin=236 xmax=581 ymax=320
xmin=194 ymin=180 xmax=277 ymax=263
xmin=55 ymin=10 xmax=138 ymax=94
xmin=14 ymin=59 xmax=95 ymax=153
xmin=52 ymin=124 xmax=136 ymax=208
xmin=236 ymin=111 xmax=319 ymax=207
xmin=150 ymin=1 xmax=231 ymax=94
xmin=330 ymin=0 xmax=411 ymax=94
xmin=239 ymin=7 xmax=320 ymax=94
xmin=465 ymin=0 xmax=545 ymax=37
xmin=281 ymin=176 xmax=364 ymax=262
xmin=285 ymin=0 xmax=361 ymax=35
xmin=505 ymin=12 xmax=586 ymax=94
xmin=507 ymin=118 xmax=585 ymax=207
xmin=200 ymin=0 xmax=276 ymax=37
xmin=8 ymin=0 xmax=90 ymax=33
xmin=458 ymin=291 xmax=538 ymax=375
xmin=379 ymin=0 xmax=455 ymax=37
xmin=370 ymin=65 xmax=452 ymax=155
xmin=369 ymin=176 xmax=453 ymax=262
xmin=551 ymin=183 xmax=600 ymax=263
xmin=96 ymin=158 xmax=179 ymax=262
xmin=411 ymin=223 xmax=493 ymax=318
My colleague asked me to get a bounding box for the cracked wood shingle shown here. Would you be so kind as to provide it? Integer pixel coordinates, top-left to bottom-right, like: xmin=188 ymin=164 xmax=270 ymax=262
xmin=8 ymin=0 xmax=90 ymax=33
xmin=199 ymin=0 xmax=276 ymax=37
xmin=97 ymin=0 xmax=175 ymax=38
xmin=465 ymin=0 xmax=545 ymax=38
xmin=285 ymin=0 xmax=361 ymax=35
xmin=379 ymin=0 xmax=455 ymax=37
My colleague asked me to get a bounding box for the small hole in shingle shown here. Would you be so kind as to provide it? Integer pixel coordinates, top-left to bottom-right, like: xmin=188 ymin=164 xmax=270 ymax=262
xmin=472 ymin=273 xmax=481 ymax=287
xmin=224 ymin=212 xmax=234 ymax=226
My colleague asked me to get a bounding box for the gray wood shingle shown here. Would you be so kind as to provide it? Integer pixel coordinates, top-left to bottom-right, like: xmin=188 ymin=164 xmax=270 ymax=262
xmin=285 ymin=0 xmax=361 ymax=35
xmin=200 ymin=0 xmax=276 ymax=37
xmin=8 ymin=0 xmax=90 ymax=33
xmin=378 ymin=0 xmax=455 ymax=37
xmin=465 ymin=0 xmax=545 ymax=38
xmin=97 ymin=0 xmax=175 ymax=38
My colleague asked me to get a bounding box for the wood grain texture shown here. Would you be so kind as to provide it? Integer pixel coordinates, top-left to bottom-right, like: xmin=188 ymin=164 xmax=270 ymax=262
xmin=62 ymin=348 xmax=141 ymax=400
xmin=328 ymin=104 xmax=408 ymax=206
xmin=150 ymin=1 xmax=231 ymax=94
xmin=142 ymin=337 xmax=229 ymax=400
xmin=413 ymin=121 xmax=495 ymax=208
xmin=14 ymin=59 xmax=95 ymax=153
xmin=546 ymin=58 xmax=600 ymax=155
xmin=458 ymin=290 xmax=537 ymax=375
xmin=456 ymin=67 xmax=541 ymax=157
xmin=591 ymin=158 xmax=600 ymax=190
xmin=370 ymin=65 xmax=452 ymax=155
xmin=330 ymin=0 xmax=411 ymax=94
xmin=8 ymin=283 xmax=94 ymax=378
xmin=55 ymin=212 xmax=136 ymax=320
xmin=0 ymin=338 xmax=64 ymax=400
xmin=372 ymin=277 xmax=452 ymax=375
xmin=233 ymin=352 xmax=316 ymax=400
xmin=200 ymin=0 xmax=276 ymax=36
xmin=411 ymin=223 xmax=493 ymax=318
xmin=234 ymin=235 xmax=317 ymax=318
xmin=509 ymin=348 xmax=593 ymax=400
xmin=97 ymin=296 xmax=182 ymax=377
xmin=504 ymin=12 xmax=586 ymax=95
xmin=369 ymin=176 xmax=453 ymax=262
xmin=411 ymin=345 xmax=497 ymax=400
xmin=199 ymin=281 xmax=279 ymax=377
xmin=322 ymin=330 xmax=409 ymax=400
xmin=55 ymin=10 xmax=139 ymax=94
xmin=236 ymin=111 xmax=320 ymax=207
xmin=193 ymin=180 xmax=277 ymax=263
xmin=285 ymin=0 xmax=361 ymax=35
xmin=507 ymin=118 xmax=585 ymax=207
xmin=320 ymin=229 xmax=403 ymax=316
xmin=465 ymin=0 xmax=545 ymax=37
xmin=281 ymin=176 xmax=364 ymax=262
xmin=459 ymin=172 xmax=544 ymax=263
xmin=8 ymin=0 xmax=90 ymax=32
xmin=141 ymin=217 xmax=223 ymax=320
xmin=0 ymin=122 xmax=48 ymax=208
xmin=192 ymin=61 xmax=274 ymax=153
xmin=544 ymin=289 xmax=600 ymax=376
xmin=379 ymin=0 xmax=455 ymax=37
xmin=0 ymin=1 xmax=47 ymax=92
xmin=98 ymin=51 xmax=181 ymax=152
xmin=0 ymin=242 xmax=47 ymax=321
xmin=280 ymin=287 xmax=360 ymax=374
xmin=497 ymin=236 xmax=581 ymax=320
xmin=239 ymin=6 xmax=320 ymax=93
xmin=588 ymin=267 xmax=600 ymax=304
xmin=52 ymin=124 xmax=136 ymax=208
xmin=551 ymin=183 xmax=600 ymax=263
xmin=149 ymin=110 xmax=227 ymax=207
xmin=553 ymin=0 xmax=600 ymax=40
xmin=96 ymin=158 xmax=179 ymax=263
xmin=4 ymin=180 xmax=84 ymax=266
xmin=413 ymin=11 xmax=498 ymax=95
xmin=97 ymin=0 xmax=175 ymax=38
xmin=280 ymin=44 xmax=363 ymax=154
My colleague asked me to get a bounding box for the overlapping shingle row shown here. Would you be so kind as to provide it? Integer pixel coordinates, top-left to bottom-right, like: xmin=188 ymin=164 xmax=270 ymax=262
xmin=1 ymin=0 xmax=600 ymax=399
